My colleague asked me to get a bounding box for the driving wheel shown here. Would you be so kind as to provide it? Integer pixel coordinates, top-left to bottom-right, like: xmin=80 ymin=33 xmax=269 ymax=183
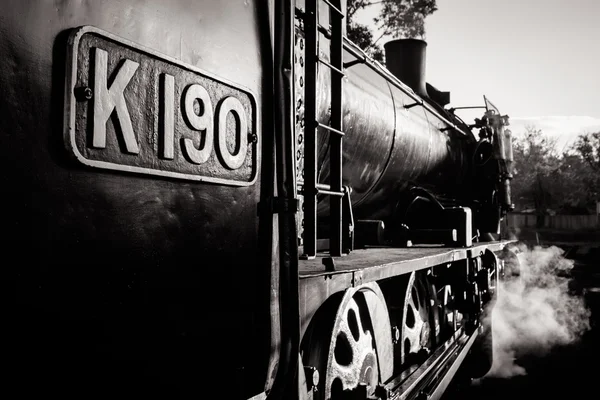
xmin=302 ymin=283 xmax=394 ymax=399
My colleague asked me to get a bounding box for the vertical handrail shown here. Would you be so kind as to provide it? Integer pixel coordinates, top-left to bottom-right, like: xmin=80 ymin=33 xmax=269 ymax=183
xmin=267 ymin=0 xmax=299 ymax=398
xmin=302 ymin=0 xmax=318 ymax=258
xmin=329 ymin=1 xmax=344 ymax=257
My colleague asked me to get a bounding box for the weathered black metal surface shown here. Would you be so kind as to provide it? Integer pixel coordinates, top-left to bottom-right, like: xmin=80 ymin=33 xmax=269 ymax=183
xmin=2 ymin=1 xmax=271 ymax=399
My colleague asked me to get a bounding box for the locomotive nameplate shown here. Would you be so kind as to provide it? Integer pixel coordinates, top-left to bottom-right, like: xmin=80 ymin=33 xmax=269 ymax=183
xmin=64 ymin=26 xmax=258 ymax=186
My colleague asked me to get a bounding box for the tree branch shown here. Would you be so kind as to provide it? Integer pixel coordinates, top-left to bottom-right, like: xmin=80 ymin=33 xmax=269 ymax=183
xmin=369 ymin=30 xmax=388 ymax=49
xmin=347 ymin=0 xmax=385 ymax=21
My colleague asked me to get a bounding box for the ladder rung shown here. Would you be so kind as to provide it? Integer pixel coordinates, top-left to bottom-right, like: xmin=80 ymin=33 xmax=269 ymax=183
xmin=317 ymin=122 xmax=345 ymax=136
xmin=317 ymin=187 xmax=345 ymax=197
xmin=316 ymin=183 xmax=346 ymax=192
xmin=317 ymin=57 xmax=345 ymax=76
xmin=297 ymin=181 xmax=347 ymax=192
xmin=322 ymin=0 xmax=344 ymax=17
xmin=317 ymin=24 xmax=332 ymax=39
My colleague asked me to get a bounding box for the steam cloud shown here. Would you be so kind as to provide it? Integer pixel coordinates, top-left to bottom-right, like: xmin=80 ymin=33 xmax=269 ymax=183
xmin=484 ymin=243 xmax=591 ymax=378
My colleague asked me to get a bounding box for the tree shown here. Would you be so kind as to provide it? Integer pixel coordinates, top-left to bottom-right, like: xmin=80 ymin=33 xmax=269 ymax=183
xmin=511 ymin=127 xmax=600 ymax=217
xmin=346 ymin=0 xmax=438 ymax=62
xmin=511 ymin=126 xmax=561 ymax=222
xmin=345 ymin=21 xmax=385 ymax=62
xmin=553 ymin=153 xmax=594 ymax=214
xmin=570 ymin=132 xmax=600 ymax=209
xmin=573 ymin=132 xmax=600 ymax=172
xmin=376 ymin=0 xmax=438 ymax=39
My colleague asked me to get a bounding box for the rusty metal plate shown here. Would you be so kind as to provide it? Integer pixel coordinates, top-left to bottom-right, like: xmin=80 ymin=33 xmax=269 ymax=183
xmin=64 ymin=26 xmax=259 ymax=186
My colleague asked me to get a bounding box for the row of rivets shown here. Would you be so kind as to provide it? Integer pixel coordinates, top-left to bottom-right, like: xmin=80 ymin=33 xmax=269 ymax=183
xmin=295 ymin=27 xmax=306 ymax=243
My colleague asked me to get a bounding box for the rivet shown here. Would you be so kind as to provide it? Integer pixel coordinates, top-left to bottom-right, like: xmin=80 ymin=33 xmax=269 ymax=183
xmin=74 ymin=86 xmax=93 ymax=101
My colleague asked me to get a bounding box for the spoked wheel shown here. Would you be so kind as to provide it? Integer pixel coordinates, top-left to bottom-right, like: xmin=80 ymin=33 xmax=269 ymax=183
xmin=439 ymin=285 xmax=459 ymax=340
xmin=302 ymin=283 xmax=394 ymax=400
xmin=400 ymin=272 xmax=436 ymax=366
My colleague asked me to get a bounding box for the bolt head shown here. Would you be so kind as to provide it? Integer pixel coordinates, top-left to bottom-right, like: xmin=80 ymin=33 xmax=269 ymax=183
xmin=312 ymin=369 xmax=319 ymax=387
xmin=392 ymin=326 xmax=400 ymax=343
xmin=75 ymin=86 xmax=93 ymax=101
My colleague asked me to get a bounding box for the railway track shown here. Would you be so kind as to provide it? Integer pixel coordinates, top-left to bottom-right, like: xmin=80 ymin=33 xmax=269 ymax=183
xmin=385 ymin=328 xmax=480 ymax=400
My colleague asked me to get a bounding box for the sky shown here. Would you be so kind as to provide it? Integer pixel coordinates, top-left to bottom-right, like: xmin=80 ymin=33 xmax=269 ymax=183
xmin=355 ymin=0 xmax=600 ymax=151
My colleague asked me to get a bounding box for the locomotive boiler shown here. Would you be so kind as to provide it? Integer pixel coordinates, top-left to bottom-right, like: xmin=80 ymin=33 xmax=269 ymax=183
xmin=3 ymin=1 xmax=517 ymax=399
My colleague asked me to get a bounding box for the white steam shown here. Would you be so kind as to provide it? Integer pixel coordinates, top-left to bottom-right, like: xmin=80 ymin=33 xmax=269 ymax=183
xmin=485 ymin=244 xmax=591 ymax=378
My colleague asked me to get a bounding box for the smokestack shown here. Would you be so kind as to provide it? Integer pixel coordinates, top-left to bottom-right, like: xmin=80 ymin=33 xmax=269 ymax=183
xmin=384 ymin=39 xmax=428 ymax=98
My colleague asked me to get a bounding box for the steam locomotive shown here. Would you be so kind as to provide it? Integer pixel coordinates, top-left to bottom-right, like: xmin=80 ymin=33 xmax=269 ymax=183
xmin=3 ymin=1 xmax=516 ymax=399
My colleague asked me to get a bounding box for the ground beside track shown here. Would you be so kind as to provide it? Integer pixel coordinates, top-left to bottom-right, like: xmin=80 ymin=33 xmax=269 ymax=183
xmin=442 ymin=234 xmax=600 ymax=399
xmin=442 ymin=292 xmax=600 ymax=399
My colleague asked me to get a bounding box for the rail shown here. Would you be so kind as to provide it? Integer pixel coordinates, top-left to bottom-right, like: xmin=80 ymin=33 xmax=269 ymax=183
xmin=386 ymin=328 xmax=478 ymax=400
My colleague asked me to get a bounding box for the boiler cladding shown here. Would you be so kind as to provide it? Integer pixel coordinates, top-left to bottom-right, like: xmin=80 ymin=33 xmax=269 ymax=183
xmin=303 ymin=38 xmax=477 ymax=221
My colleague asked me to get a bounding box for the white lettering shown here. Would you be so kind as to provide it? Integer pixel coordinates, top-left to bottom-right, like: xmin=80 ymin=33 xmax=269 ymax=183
xmin=92 ymin=48 xmax=140 ymax=154
xmin=216 ymin=96 xmax=248 ymax=170
xmin=182 ymin=84 xmax=214 ymax=164
xmin=161 ymin=73 xmax=175 ymax=159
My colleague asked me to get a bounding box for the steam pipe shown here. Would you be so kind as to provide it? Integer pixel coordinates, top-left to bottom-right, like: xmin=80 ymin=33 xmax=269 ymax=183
xmin=267 ymin=0 xmax=300 ymax=398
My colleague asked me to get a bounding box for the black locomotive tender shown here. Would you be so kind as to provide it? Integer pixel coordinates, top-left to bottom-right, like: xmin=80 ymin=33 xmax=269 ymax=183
xmin=4 ymin=1 xmax=517 ymax=399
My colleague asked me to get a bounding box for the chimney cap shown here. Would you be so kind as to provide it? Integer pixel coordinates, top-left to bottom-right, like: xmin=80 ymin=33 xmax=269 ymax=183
xmin=384 ymin=38 xmax=428 ymax=98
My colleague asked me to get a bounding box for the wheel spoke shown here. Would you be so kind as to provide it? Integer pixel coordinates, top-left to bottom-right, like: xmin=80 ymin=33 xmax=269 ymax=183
xmin=330 ymin=328 xmax=375 ymax=391
xmin=337 ymin=318 xmax=358 ymax=351
xmin=330 ymin=350 xmax=359 ymax=389
xmin=400 ymin=273 xmax=433 ymax=363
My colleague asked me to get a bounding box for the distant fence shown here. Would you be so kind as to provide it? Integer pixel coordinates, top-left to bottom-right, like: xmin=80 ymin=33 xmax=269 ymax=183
xmin=507 ymin=213 xmax=600 ymax=230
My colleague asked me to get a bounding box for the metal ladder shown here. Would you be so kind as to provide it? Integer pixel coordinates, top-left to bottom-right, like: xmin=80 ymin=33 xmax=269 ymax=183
xmin=301 ymin=0 xmax=346 ymax=259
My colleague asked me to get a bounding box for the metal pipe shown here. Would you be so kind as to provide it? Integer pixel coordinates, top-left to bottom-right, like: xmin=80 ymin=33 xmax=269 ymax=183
xmin=316 ymin=122 xmax=345 ymax=136
xmin=329 ymin=3 xmax=344 ymax=257
xmin=322 ymin=0 xmax=344 ymax=16
xmin=302 ymin=0 xmax=321 ymax=258
xmin=296 ymin=181 xmax=348 ymax=192
xmin=317 ymin=57 xmax=345 ymax=76
xmin=267 ymin=0 xmax=300 ymax=398
xmin=317 ymin=188 xmax=345 ymax=197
